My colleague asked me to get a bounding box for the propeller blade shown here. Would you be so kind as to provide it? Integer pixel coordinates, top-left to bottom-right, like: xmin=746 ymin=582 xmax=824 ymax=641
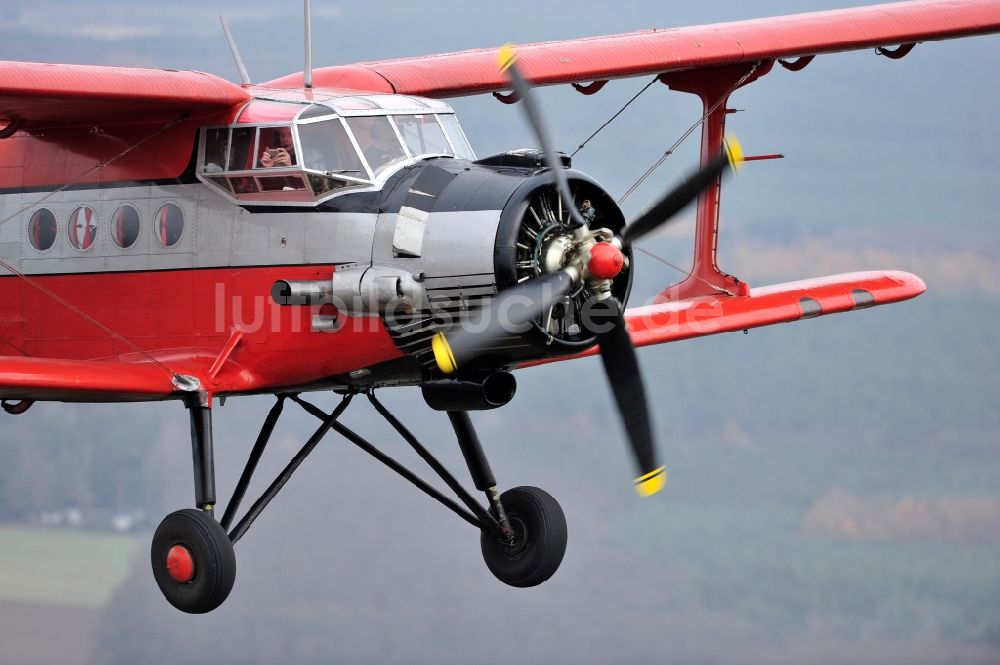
xmin=593 ymin=298 xmax=666 ymax=497
xmin=620 ymin=136 xmax=744 ymax=247
xmin=431 ymin=270 xmax=574 ymax=375
xmin=498 ymin=44 xmax=586 ymax=228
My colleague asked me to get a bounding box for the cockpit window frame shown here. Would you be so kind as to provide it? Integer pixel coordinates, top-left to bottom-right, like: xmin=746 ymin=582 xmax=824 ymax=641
xmin=294 ymin=114 xmax=376 ymax=182
xmin=197 ymin=96 xmax=473 ymax=207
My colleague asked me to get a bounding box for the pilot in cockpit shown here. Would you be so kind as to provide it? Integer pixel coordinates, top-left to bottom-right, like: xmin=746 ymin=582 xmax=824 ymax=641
xmin=348 ymin=117 xmax=405 ymax=174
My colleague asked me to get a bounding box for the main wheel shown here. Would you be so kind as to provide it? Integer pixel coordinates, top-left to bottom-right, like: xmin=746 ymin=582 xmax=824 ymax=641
xmin=480 ymin=486 xmax=568 ymax=587
xmin=150 ymin=509 xmax=236 ymax=614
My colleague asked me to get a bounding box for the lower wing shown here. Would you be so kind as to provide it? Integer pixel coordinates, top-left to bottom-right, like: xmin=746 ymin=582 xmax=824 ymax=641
xmin=523 ymin=270 xmax=925 ymax=367
xmin=0 ymin=356 xmax=182 ymax=403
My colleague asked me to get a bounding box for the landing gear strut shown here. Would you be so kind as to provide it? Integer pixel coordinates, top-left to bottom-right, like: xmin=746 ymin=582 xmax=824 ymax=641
xmin=150 ymin=397 xmax=236 ymax=614
xmin=149 ymin=389 xmax=568 ymax=613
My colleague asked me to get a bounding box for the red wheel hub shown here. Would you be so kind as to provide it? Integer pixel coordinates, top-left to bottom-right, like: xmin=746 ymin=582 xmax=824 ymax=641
xmin=166 ymin=545 xmax=195 ymax=583
xmin=587 ymin=242 xmax=625 ymax=280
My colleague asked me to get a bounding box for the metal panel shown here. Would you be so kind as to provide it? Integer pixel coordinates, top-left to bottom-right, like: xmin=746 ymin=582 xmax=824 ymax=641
xmin=1 ymin=183 xmax=378 ymax=275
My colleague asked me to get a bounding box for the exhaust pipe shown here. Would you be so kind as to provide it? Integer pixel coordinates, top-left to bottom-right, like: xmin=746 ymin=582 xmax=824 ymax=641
xmin=271 ymin=279 xmax=331 ymax=306
xmin=421 ymin=372 xmax=517 ymax=411
xmin=271 ymin=267 xmax=424 ymax=314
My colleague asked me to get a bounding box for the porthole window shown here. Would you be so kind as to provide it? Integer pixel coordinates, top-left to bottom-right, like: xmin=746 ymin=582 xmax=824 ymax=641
xmin=28 ymin=208 xmax=57 ymax=251
xmin=154 ymin=203 xmax=184 ymax=247
xmin=68 ymin=206 xmax=98 ymax=251
xmin=111 ymin=205 xmax=140 ymax=249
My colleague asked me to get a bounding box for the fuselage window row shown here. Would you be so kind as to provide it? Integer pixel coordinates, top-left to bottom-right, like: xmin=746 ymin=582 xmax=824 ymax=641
xmin=25 ymin=203 xmax=184 ymax=252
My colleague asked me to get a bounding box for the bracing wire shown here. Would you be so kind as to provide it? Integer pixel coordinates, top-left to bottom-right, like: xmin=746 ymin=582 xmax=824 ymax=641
xmin=570 ymin=76 xmax=660 ymax=158
xmin=618 ymin=63 xmax=759 ymax=204
xmin=633 ymin=245 xmax=735 ymax=296
xmin=0 ymin=115 xmax=189 ymax=230
xmin=0 ymin=256 xmax=178 ymax=377
xmin=0 ymin=115 xmax=193 ymax=379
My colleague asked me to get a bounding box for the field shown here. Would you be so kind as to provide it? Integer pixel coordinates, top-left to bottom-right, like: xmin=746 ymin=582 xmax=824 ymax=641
xmin=0 ymin=525 xmax=139 ymax=607
xmin=0 ymin=526 xmax=139 ymax=665
xmin=611 ymin=441 xmax=1000 ymax=646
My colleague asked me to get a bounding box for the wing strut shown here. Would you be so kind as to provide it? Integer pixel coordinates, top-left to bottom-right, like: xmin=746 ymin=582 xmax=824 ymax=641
xmin=657 ymin=62 xmax=774 ymax=301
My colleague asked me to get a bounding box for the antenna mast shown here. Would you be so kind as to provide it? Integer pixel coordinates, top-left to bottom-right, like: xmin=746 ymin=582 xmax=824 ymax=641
xmin=304 ymin=0 xmax=314 ymax=88
xmin=218 ymin=15 xmax=251 ymax=85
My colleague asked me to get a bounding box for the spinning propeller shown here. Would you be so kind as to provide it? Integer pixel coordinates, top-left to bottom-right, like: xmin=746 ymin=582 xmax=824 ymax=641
xmin=431 ymin=44 xmax=744 ymax=497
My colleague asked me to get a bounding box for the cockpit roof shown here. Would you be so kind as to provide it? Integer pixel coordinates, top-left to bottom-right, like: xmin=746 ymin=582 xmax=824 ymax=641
xmin=237 ymin=93 xmax=454 ymax=123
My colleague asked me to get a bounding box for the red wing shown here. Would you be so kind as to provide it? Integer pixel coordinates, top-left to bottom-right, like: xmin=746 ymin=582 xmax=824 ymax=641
xmin=522 ymin=271 xmax=925 ymax=368
xmin=0 ymin=61 xmax=249 ymax=129
xmin=0 ymin=356 xmax=182 ymax=402
xmin=266 ymin=0 xmax=1000 ymax=96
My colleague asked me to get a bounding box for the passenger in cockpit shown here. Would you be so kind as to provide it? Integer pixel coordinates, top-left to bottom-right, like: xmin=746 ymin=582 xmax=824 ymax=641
xmin=259 ymin=127 xmax=296 ymax=168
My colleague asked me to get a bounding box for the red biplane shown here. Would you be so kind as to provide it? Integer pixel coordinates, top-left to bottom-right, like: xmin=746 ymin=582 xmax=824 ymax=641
xmin=1 ymin=0 xmax=997 ymax=613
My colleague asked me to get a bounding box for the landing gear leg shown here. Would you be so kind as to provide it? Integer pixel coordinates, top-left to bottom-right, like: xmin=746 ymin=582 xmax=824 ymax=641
xmin=448 ymin=411 xmax=514 ymax=543
xmin=448 ymin=410 xmax=568 ymax=588
xmin=187 ymin=398 xmax=216 ymax=513
xmin=150 ymin=395 xmax=236 ymax=614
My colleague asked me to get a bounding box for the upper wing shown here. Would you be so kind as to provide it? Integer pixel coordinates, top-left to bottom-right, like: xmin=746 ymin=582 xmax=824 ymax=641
xmin=266 ymin=0 xmax=1000 ymax=96
xmin=0 ymin=356 xmax=184 ymax=402
xmin=0 ymin=61 xmax=249 ymax=129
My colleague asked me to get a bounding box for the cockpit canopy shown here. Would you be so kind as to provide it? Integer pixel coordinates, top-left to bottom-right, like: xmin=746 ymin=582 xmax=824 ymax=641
xmin=198 ymin=94 xmax=475 ymax=205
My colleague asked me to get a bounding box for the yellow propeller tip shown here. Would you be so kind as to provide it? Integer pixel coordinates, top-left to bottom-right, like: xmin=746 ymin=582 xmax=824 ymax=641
xmin=497 ymin=43 xmax=518 ymax=73
xmin=724 ymin=134 xmax=744 ymax=173
xmin=633 ymin=466 xmax=667 ymax=497
xmin=430 ymin=332 xmax=458 ymax=375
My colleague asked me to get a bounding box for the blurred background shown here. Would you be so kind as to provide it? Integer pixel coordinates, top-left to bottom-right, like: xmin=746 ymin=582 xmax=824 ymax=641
xmin=1 ymin=1 xmax=998 ymax=663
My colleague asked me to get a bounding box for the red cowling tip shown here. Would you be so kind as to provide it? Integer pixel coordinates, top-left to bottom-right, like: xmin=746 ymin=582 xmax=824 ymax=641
xmin=588 ymin=242 xmax=625 ymax=280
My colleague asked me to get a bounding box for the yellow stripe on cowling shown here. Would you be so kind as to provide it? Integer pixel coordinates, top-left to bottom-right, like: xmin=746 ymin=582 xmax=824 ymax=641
xmin=497 ymin=43 xmax=518 ymax=73
xmin=431 ymin=332 xmax=458 ymax=375
xmin=723 ymin=134 xmax=744 ymax=174
xmin=633 ymin=466 xmax=667 ymax=497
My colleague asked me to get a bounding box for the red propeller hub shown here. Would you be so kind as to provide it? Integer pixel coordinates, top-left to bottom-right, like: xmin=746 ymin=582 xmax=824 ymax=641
xmin=587 ymin=242 xmax=625 ymax=280
xmin=166 ymin=545 xmax=195 ymax=583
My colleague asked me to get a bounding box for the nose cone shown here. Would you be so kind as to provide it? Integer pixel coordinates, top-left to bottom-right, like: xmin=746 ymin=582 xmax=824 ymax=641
xmin=588 ymin=242 xmax=625 ymax=280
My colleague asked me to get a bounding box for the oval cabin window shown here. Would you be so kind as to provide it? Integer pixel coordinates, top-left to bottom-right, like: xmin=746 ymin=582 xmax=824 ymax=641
xmin=154 ymin=203 xmax=184 ymax=247
xmin=28 ymin=208 xmax=57 ymax=251
xmin=68 ymin=206 xmax=98 ymax=251
xmin=112 ymin=205 xmax=141 ymax=249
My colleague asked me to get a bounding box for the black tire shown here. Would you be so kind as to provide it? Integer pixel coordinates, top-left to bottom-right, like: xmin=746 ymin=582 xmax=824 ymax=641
xmin=150 ymin=509 xmax=236 ymax=614
xmin=480 ymin=486 xmax=567 ymax=587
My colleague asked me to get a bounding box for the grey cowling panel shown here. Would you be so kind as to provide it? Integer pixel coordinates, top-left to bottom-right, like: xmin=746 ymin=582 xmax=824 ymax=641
xmin=369 ymin=160 xmax=533 ymax=370
xmin=371 ymin=160 xmax=529 ymax=293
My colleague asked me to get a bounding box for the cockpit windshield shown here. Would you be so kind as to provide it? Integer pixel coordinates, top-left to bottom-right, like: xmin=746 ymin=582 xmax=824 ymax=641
xmin=296 ymin=119 xmax=366 ymax=175
xmin=394 ymin=114 xmax=452 ymax=158
xmin=197 ymin=94 xmax=476 ymax=205
xmin=344 ymin=116 xmax=407 ymax=176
